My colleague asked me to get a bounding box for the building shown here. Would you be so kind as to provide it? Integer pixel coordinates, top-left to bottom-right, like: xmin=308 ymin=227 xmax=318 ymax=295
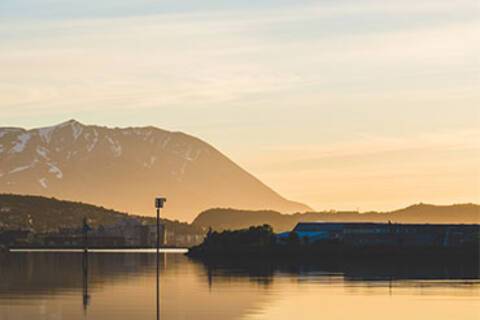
xmin=0 ymin=229 xmax=31 ymax=246
xmin=277 ymin=222 xmax=480 ymax=248
xmin=43 ymin=235 xmax=126 ymax=247
xmin=94 ymin=222 xmax=166 ymax=247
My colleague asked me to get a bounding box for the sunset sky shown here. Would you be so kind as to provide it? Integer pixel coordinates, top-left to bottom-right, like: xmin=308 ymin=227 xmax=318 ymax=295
xmin=1 ymin=0 xmax=479 ymax=211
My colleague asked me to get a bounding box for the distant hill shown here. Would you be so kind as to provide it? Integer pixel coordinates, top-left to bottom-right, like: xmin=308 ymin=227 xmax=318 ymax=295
xmin=0 ymin=194 xmax=201 ymax=235
xmin=193 ymin=204 xmax=480 ymax=232
xmin=0 ymin=120 xmax=310 ymax=221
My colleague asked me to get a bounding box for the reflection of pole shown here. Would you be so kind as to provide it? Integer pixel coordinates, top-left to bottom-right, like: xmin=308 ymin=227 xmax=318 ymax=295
xmin=389 ymin=276 xmax=392 ymax=296
xmin=82 ymin=217 xmax=90 ymax=316
xmin=207 ymin=265 xmax=213 ymax=291
xmin=82 ymin=250 xmax=90 ymax=314
xmin=156 ymin=207 xmax=160 ymax=320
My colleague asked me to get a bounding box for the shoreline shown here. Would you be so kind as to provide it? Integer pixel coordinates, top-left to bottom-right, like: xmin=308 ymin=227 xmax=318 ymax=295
xmin=6 ymin=246 xmax=189 ymax=253
xmin=186 ymin=245 xmax=480 ymax=261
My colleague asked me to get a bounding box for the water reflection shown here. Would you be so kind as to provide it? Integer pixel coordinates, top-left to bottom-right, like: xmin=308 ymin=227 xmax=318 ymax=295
xmin=0 ymin=251 xmax=478 ymax=320
xmin=195 ymin=256 xmax=480 ymax=284
xmin=82 ymin=251 xmax=90 ymax=314
xmin=0 ymin=252 xmax=154 ymax=297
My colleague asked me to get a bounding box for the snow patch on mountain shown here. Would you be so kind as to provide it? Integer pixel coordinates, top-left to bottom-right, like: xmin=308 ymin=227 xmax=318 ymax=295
xmin=10 ymin=133 xmax=31 ymax=153
xmin=106 ymin=136 xmax=122 ymax=157
xmin=47 ymin=163 xmax=63 ymax=179
xmin=71 ymin=122 xmax=83 ymax=140
xmin=86 ymin=129 xmax=98 ymax=152
xmin=143 ymin=156 xmax=157 ymax=168
xmin=37 ymin=126 xmax=55 ymax=144
xmin=36 ymin=146 xmax=49 ymax=159
xmin=38 ymin=178 xmax=48 ymax=188
xmin=9 ymin=164 xmax=33 ymax=174
xmin=162 ymin=136 xmax=171 ymax=149
xmin=184 ymin=147 xmax=201 ymax=162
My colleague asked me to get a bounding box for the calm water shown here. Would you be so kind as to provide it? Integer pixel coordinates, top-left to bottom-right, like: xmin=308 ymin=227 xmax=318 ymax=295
xmin=0 ymin=250 xmax=479 ymax=320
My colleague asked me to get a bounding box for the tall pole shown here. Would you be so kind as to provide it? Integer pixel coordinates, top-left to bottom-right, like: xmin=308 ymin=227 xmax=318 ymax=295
xmin=156 ymin=206 xmax=160 ymax=320
xmin=157 ymin=207 xmax=160 ymax=254
xmin=83 ymin=217 xmax=89 ymax=254
xmin=155 ymin=197 xmax=165 ymax=320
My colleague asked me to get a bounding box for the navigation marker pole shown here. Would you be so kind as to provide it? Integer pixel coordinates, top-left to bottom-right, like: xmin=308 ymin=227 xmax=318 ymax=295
xmin=82 ymin=217 xmax=91 ymax=315
xmin=155 ymin=197 xmax=166 ymax=320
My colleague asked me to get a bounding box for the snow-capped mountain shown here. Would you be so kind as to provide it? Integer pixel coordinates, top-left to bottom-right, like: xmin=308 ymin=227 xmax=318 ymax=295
xmin=0 ymin=120 xmax=310 ymax=221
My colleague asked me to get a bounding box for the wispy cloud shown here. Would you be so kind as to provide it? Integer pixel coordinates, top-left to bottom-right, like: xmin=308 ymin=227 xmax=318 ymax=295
xmin=1 ymin=0 xmax=478 ymax=115
xmin=246 ymin=129 xmax=480 ymax=171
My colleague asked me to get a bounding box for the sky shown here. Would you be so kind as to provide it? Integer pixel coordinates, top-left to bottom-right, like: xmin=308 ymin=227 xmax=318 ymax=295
xmin=1 ymin=0 xmax=479 ymax=211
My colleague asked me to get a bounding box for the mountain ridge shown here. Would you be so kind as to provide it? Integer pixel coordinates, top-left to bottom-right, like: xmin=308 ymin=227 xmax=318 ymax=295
xmin=193 ymin=203 xmax=480 ymax=232
xmin=0 ymin=120 xmax=311 ymax=221
xmin=0 ymin=193 xmax=202 ymax=236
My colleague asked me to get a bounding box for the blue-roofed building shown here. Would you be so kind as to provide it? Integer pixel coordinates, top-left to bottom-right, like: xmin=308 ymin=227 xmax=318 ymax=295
xmin=276 ymin=222 xmax=480 ymax=248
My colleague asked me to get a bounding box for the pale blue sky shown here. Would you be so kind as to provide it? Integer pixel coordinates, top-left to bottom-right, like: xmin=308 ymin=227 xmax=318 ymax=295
xmin=1 ymin=0 xmax=479 ymax=210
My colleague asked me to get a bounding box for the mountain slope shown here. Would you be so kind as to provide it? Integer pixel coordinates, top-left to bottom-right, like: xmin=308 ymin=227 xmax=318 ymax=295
xmin=0 ymin=120 xmax=310 ymax=221
xmin=193 ymin=204 xmax=480 ymax=232
xmin=0 ymin=194 xmax=201 ymax=235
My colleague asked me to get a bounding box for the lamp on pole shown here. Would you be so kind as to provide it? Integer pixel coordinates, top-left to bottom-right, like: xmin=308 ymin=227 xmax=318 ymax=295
xmin=155 ymin=197 xmax=166 ymax=320
xmin=155 ymin=197 xmax=166 ymax=249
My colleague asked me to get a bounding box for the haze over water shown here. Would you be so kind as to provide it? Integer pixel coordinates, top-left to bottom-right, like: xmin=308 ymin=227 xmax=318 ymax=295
xmin=1 ymin=251 xmax=478 ymax=320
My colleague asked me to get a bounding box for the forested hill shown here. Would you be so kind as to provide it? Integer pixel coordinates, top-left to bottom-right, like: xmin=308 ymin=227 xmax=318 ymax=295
xmin=0 ymin=194 xmax=202 ymax=234
xmin=193 ymin=204 xmax=480 ymax=232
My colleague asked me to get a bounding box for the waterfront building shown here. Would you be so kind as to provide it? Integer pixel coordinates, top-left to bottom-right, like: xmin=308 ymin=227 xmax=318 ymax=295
xmin=276 ymin=222 xmax=480 ymax=248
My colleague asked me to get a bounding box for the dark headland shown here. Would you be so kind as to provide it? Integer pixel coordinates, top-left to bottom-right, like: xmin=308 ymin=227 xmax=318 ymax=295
xmin=187 ymin=223 xmax=480 ymax=263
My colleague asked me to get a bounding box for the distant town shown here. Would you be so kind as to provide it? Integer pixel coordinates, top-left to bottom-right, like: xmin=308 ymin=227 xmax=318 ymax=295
xmin=0 ymin=194 xmax=207 ymax=249
xmin=1 ymin=217 xmax=205 ymax=249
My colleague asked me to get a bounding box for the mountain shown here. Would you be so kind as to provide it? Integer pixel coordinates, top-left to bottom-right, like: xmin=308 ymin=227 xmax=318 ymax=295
xmin=0 ymin=120 xmax=310 ymax=221
xmin=0 ymin=194 xmax=201 ymax=235
xmin=193 ymin=204 xmax=480 ymax=232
